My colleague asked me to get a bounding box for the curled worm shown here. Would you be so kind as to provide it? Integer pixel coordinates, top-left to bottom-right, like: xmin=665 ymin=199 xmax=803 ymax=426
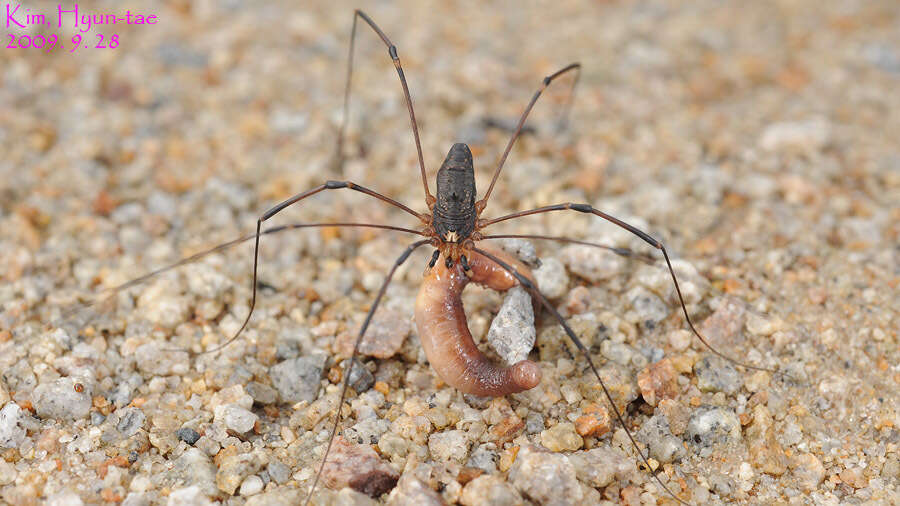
xmin=414 ymin=245 xmax=541 ymax=396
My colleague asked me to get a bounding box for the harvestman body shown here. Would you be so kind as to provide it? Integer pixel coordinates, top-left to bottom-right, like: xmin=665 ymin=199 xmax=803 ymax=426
xmin=82 ymin=9 xmax=790 ymax=506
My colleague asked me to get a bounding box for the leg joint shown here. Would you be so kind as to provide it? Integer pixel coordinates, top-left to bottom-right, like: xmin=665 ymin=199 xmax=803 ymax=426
xmin=570 ymin=203 xmax=592 ymax=213
xmin=325 ymin=180 xmax=348 ymax=189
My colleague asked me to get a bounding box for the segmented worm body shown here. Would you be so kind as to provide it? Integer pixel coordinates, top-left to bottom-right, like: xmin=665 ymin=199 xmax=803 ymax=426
xmin=415 ymin=245 xmax=541 ymax=396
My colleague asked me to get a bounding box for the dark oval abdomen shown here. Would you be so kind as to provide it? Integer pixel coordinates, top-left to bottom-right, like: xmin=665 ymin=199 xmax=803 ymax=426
xmin=433 ymin=143 xmax=477 ymax=243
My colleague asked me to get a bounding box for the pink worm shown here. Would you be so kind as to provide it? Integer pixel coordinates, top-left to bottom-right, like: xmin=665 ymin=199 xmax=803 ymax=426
xmin=414 ymin=245 xmax=541 ymax=396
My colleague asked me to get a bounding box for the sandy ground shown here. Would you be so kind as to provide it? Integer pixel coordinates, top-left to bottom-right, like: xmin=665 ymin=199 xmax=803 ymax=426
xmin=1 ymin=1 xmax=898 ymax=505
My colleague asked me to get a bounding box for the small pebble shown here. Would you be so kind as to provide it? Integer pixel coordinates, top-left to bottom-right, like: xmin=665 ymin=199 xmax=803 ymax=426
xmin=0 ymin=403 xmax=27 ymax=448
xmin=525 ymin=412 xmax=544 ymax=434
xmin=0 ymin=458 xmax=17 ymax=485
xmin=487 ymin=285 xmax=536 ymax=364
xmin=694 ymin=355 xmax=741 ymax=394
xmin=33 ymin=377 xmax=92 ymax=420
xmin=266 ymin=460 xmax=291 ymax=485
xmin=47 ymin=492 xmax=85 ymax=506
xmin=635 ymin=414 xmax=685 ymax=463
xmin=322 ymin=436 xmax=399 ymax=497
xmin=385 ymin=474 xmax=444 ymax=506
xmin=214 ymin=404 xmax=259 ymax=433
xmin=347 ymin=359 xmax=376 ymax=393
xmin=133 ymin=342 xmax=190 ymax=376
xmin=686 ymin=406 xmax=742 ymax=451
xmin=559 ymin=244 xmax=626 ymax=283
xmin=637 ymin=358 xmax=679 ymax=406
xmin=540 ymin=422 xmax=583 ymax=452
xmin=216 ymin=452 xmax=264 ymax=495
xmin=176 ymin=427 xmax=201 ymax=445
xmin=166 ymin=486 xmax=212 ymax=506
xmin=759 ymin=118 xmax=830 ymax=153
xmin=459 ymin=475 xmax=523 ymax=506
xmin=626 ymin=286 xmax=669 ymax=330
xmin=792 ymin=453 xmax=825 ymax=491
xmin=428 ymin=429 xmax=471 ymax=463
xmin=508 ymin=445 xmax=582 ymax=505
xmin=568 ymin=446 xmax=636 ymax=488
xmin=499 ymin=238 xmax=539 ymax=267
xmin=239 ymin=475 xmax=264 ymax=496
xmin=345 ymin=417 xmax=391 ymax=446
xmin=164 ymin=448 xmax=218 ymax=497
xmin=533 ymin=257 xmax=569 ymax=299
xmin=269 ymin=354 xmax=327 ymax=403
xmin=335 ymin=308 xmax=411 ymax=359
xmin=245 ymin=382 xmax=278 ymax=405
xmin=466 ymin=444 xmax=499 ymax=474
xmin=668 ymin=329 xmax=691 ymax=351
xmin=116 ymin=407 xmax=146 ymax=437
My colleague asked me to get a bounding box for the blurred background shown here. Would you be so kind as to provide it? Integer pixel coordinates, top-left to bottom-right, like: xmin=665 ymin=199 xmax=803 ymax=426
xmin=1 ymin=0 xmax=898 ymax=504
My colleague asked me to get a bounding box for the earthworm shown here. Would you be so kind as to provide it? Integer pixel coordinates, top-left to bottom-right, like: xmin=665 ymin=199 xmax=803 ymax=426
xmin=415 ymin=244 xmax=541 ymax=396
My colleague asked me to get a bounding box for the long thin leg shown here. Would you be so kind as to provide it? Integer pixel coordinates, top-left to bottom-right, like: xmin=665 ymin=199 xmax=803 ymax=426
xmin=476 ymin=63 xmax=581 ymax=213
xmin=304 ymin=239 xmax=430 ymax=506
xmin=480 ymin=203 xmax=785 ymax=377
xmin=197 ymin=180 xmax=425 ymax=355
xmin=59 ymin=221 xmax=423 ymax=326
xmin=480 ymin=233 xmax=656 ymax=264
xmin=336 ymin=10 xmax=434 ymax=206
xmin=474 ymin=247 xmax=690 ymax=506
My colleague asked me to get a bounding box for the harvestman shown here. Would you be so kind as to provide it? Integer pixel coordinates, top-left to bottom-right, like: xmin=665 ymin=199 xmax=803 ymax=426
xmin=79 ymin=9 xmax=790 ymax=505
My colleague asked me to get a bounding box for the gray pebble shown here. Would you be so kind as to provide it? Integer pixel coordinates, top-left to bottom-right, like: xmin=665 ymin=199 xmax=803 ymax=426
xmin=487 ymin=285 xmax=536 ymax=365
xmin=269 ymin=354 xmax=327 ymax=404
xmin=600 ymin=340 xmax=637 ymax=367
xmin=428 ymin=429 xmax=471 ymax=463
xmin=560 ymin=244 xmax=626 ymax=283
xmin=499 ymin=238 xmax=540 ymax=267
xmin=346 ymin=417 xmax=391 ymax=446
xmin=0 ymin=403 xmax=26 ymax=448
xmin=91 ymin=412 xmax=106 ymax=426
xmin=266 ymin=460 xmax=291 ymax=485
xmin=707 ymin=471 xmax=736 ymax=497
xmin=466 ymin=444 xmax=499 ymax=474
xmin=568 ymin=446 xmax=636 ymax=488
xmin=134 ymin=342 xmax=190 ymax=376
xmin=162 ymin=447 xmax=218 ymax=498
xmin=245 ymin=382 xmax=278 ymax=405
xmin=347 ymin=359 xmax=375 ymax=393
xmin=533 ymin=257 xmax=569 ymax=299
xmin=176 ymin=427 xmax=201 ymax=445
xmin=116 ymin=407 xmax=146 ymax=437
xmin=525 ymin=412 xmax=544 ymax=434
xmin=694 ymin=356 xmax=741 ymax=394
xmin=686 ymin=406 xmax=742 ymax=451
xmin=214 ymin=404 xmax=258 ymax=434
xmin=33 ymin=377 xmax=92 ymax=420
xmin=626 ymin=286 xmax=669 ymax=330
xmin=508 ymin=445 xmax=582 ymax=505
xmin=635 ymin=414 xmax=685 ymax=464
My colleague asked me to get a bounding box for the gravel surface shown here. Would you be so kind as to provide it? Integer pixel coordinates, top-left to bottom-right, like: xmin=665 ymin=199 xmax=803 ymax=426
xmin=2 ymin=1 xmax=898 ymax=505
